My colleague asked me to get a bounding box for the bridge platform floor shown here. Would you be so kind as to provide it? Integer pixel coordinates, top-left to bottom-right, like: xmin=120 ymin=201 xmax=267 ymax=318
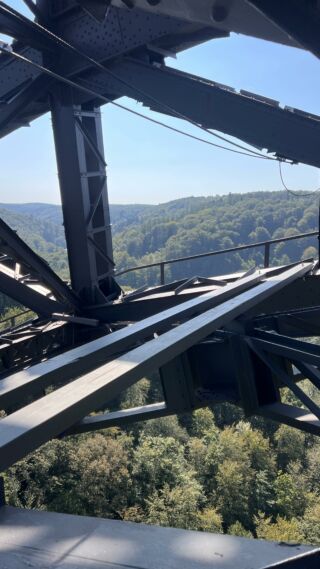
xmin=0 ymin=506 xmax=315 ymax=568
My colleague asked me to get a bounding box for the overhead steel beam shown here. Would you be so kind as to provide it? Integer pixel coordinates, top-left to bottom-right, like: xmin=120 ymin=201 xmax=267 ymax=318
xmin=93 ymin=58 xmax=320 ymax=167
xmin=0 ymin=75 xmax=51 ymax=136
xmin=0 ymin=4 xmax=212 ymax=137
xmin=246 ymin=0 xmax=320 ymax=59
xmin=110 ymin=0 xmax=297 ymax=48
xmin=22 ymin=0 xmax=42 ymax=19
xmin=0 ymin=2 xmax=53 ymax=50
xmin=76 ymin=0 xmax=111 ymax=22
xmin=0 ymin=262 xmax=312 ymax=471
xmin=36 ymin=4 xmax=205 ymax=75
xmin=0 ymin=2 xmax=317 ymax=170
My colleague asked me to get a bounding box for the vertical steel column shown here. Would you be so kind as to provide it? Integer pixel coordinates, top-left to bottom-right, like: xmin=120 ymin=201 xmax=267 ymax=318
xmin=51 ymin=87 xmax=119 ymax=305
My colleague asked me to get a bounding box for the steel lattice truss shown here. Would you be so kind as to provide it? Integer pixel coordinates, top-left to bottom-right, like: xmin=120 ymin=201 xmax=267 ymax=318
xmin=0 ymin=0 xmax=319 ymax=477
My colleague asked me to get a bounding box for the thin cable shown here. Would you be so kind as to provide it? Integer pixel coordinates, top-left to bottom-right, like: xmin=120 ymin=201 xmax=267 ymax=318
xmin=0 ymin=0 xmax=264 ymax=156
xmin=0 ymin=46 xmax=277 ymax=161
xmin=279 ymin=158 xmax=320 ymax=265
xmin=0 ymin=0 xmax=276 ymax=160
xmin=279 ymin=161 xmax=320 ymax=197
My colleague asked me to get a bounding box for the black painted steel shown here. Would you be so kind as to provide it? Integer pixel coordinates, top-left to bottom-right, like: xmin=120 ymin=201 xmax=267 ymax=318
xmin=91 ymin=58 xmax=320 ymax=168
xmin=247 ymin=0 xmax=320 ymax=59
xmin=0 ymin=272 xmax=262 ymax=411
xmin=67 ymin=402 xmax=169 ymax=435
xmin=0 ymin=217 xmax=78 ymax=310
xmin=51 ymin=90 xmax=119 ymax=303
xmin=0 ymin=262 xmax=310 ymax=472
xmin=262 ymin=548 xmax=320 ymax=568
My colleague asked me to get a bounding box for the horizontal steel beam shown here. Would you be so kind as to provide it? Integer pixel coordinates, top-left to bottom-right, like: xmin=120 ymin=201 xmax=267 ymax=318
xmin=111 ymin=0 xmax=296 ymax=48
xmin=0 ymin=3 xmax=53 ymax=50
xmin=98 ymin=58 xmax=320 ymax=167
xmin=0 ymin=4 xmax=203 ymax=136
xmin=260 ymin=402 xmax=320 ymax=437
xmin=0 ymin=74 xmax=52 ymax=137
xmin=249 ymin=334 xmax=320 ymax=368
xmin=253 ymin=306 xmax=320 ymax=337
xmin=0 ymin=262 xmax=312 ymax=471
xmin=66 ymin=402 xmax=168 ymax=435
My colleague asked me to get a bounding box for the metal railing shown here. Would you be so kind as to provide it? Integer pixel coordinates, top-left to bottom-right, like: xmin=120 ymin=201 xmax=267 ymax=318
xmin=0 ymin=309 xmax=34 ymax=330
xmin=116 ymin=230 xmax=319 ymax=286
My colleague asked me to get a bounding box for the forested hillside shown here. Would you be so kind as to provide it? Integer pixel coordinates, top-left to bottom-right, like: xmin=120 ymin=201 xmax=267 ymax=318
xmin=4 ymin=383 xmax=320 ymax=545
xmin=1 ymin=192 xmax=320 ymax=546
xmin=1 ymin=191 xmax=318 ymax=289
xmin=112 ymin=192 xmax=319 ymax=286
xmin=0 ymin=205 xmax=68 ymax=280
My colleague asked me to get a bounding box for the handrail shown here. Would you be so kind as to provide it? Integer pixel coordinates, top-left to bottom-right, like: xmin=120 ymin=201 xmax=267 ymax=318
xmin=0 ymin=309 xmax=34 ymax=329
xmin=0 ymin=233 xmax=317 ymax=319
xmin=115 ymin=230 xmax=318 ymax=286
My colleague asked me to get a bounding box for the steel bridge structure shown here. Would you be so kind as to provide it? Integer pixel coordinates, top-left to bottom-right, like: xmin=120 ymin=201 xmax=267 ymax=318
xmin=0 ymin=1 xmax=320 ymax=567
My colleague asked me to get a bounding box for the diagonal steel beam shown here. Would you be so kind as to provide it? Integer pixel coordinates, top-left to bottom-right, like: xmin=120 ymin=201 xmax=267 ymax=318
xmin=66 ymin=402 xmax=169 ymax=435
xmin=0 ymin=271 xmax=263 ymax=410
xmin=260 ymin=402 xmax=320 ymax=438
xmin=0 ymin=75 xmax=52 ymax=136
xmin=0 ymin=266 xmax=67 ymax=316
xmin=248 ymin=333 xmax=320 ymax=368
xmin=96 ymin=58 xmax=320 ymax=168
xmin=247 ymin=338 xmax=320 ymax=420
xmin=76 ymin=0 xmax=111 ymax=22
xmin=0 ymin=2 xmax=54 ymax=50
xmin=0 ymin=217 xmax=79 ymax=310
xmin=22 ymin=0 xmax=42 ymax=19
xmin=0 ymin=262 xmax=312 ymax=471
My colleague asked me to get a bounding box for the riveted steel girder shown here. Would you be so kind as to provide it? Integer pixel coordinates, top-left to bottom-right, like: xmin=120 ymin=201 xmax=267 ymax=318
xmin=51 ymin=89 xmax=119 ymax=303
xmin=83 ymin=57 xmax=320 ymax=168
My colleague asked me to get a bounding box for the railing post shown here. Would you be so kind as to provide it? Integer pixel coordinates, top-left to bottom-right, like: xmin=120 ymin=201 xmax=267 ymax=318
xmin=160 ymin=263 xmax=165 ymax=286
xmin=0 ymin=477 xmax=5 ymax=507
xmin=264 ymin=243 xmax=271 ymax=268
xmin=318 ymin=200 xmax=320 ymax=262
xmin=117 ymin=231 xmax=317 ymax=283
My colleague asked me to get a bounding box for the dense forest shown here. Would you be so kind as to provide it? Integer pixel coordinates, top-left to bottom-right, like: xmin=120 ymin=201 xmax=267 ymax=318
xmin=112 ymin=192 xmax=319 ymax=287
xmin=1 ymin=191 xmax=320 ymax=545
xmin=0 ymin=191 xmax=318 ymax=290
xmin=4 ymin=385 xmax=320 ymax=545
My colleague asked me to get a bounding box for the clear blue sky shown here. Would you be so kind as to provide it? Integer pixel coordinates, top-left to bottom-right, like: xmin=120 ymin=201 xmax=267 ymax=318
xmin=0 ymin=0 xmax=320 ymax=204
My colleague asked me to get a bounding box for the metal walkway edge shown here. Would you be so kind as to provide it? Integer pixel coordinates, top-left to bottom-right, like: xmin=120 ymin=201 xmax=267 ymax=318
xmin=0 ymin=506 xmax=315 ymax=569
